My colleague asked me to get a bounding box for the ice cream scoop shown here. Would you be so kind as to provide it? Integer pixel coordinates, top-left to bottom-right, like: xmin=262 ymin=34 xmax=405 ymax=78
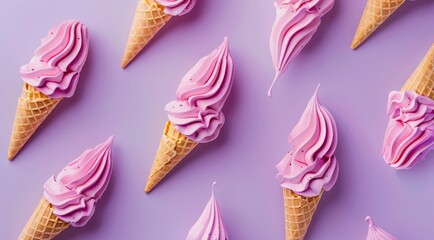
xmin=186 ymin=182 xmax=228 ymax=240
xmin=269 ymin=0 xmax=334 ymax=96
xmin=365 ymin=216 xmax=398 ymax=240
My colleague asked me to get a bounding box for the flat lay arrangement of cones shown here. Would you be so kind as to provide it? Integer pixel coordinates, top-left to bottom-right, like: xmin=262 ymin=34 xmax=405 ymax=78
xmin=283 ymin=189 xmax=323 ymax=240
xmin=121 ymin=0 xmax=172 ymax=68
xmin=351 ymin=0 xmax=405 ymax=49
xmin=145 ymin=121 xmax=198 ymax=193
xmin=8 ymin=84 xmax=62 ymax=160
xmin=401 ymin=44 xmax=434 ymax=97
xmin=18 ymin=197 xmax=69 ymax=240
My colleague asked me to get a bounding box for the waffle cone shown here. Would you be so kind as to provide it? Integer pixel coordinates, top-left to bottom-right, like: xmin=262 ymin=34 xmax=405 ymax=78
xmin=8 ymin=84 xmax=62 ymax=160
xmin=351 ymin=0 xmax=405 ymax=49
xmin=401 ymin=44 xmax=434 ymax=99
xmin=283 ymin=188 xmax=323 ymax=240
xmin=19 ymin=196 xmax=69 ymax=240
xmin=145 ymin=121 xmax=198 ymax=193
xmin=121 ymin=0 xmax=172 ymax=68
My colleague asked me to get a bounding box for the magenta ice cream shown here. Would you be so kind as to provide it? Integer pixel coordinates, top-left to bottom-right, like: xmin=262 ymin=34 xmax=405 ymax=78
xmin=382 ymin=91 xmax=434 ymax=170
xmin=165 ymin=37 xmax=234 ymax=143
xmin=186 ymin=182 xmax=228 ymax=240
xmin=156 ymin=0 xmax=197 ymax=16
xmin=276 ymin=86 xmax=338 ymax=197
xmin=365 ymin=216 xmax=398 ymax=240
xmin=269 ymin=0 xmax=334 ymax=96
xmin=19 ymin=19 xmax=89 ymax=99
xmin=43 ymin=136 xmax=114 ymax=227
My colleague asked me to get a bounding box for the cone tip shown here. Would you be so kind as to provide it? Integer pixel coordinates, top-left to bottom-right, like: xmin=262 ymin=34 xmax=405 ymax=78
xmin=350 ymin=40 xmax=360 ymax=50
xmin=144 ymin=185 xmax=152 ymax=194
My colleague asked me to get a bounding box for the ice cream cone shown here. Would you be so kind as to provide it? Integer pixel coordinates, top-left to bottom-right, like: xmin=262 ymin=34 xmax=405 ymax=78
xmin=283 ymin=188 xmax=323 ymax=240
xmin=8 ymin=84 xmax=62 ymax=160
xmin=351 ymin=0 xmax=405 ymax=49
xmin=145 ymin=121 xmax=198 ymax=193
xmin=18 ymin=196 xmax=69 ymax=240
xmin=401 ymin=44 xmax=434 ymax=99
xmin=121 ymin=0 xmax=172 ymax=68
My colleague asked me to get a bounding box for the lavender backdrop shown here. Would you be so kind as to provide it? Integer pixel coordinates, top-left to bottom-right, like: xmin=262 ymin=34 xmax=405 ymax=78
xmin=1 ymin=0 xmax=434 ymax=239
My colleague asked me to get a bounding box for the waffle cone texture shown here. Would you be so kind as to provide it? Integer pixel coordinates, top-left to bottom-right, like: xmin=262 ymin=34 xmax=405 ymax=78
xmin=121 ymin=0 xmax=172 ymax=68
xmin=283 ymin=188 xmax=323 ymax=240
xmin=8 ymin=84 xmax=62 ymax=160
xmin=351 ymin=0 xmax=405 ymax=49
xmin=401 ymin=44 xmax=434 ymax=98
xmin=145 ymin=121 xmax=198 ymax=193
xmin=19 ymin=196 xmax=69 ymax=240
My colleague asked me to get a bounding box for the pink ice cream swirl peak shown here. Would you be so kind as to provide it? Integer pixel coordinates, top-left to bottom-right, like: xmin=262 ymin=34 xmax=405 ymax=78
xmin=269 ymin=0 xmax=334 ymax=96
xmin=165 ymin=37 xmax=234 ymax=143
xmin=276 ymin=85 xmax=338 ymax=197
xmin=365 ymin=216 xmax=399 ymax=240
xmin=382 ymin=90 xmax=434 ymax=170
xmin=43 ymin=136 xmax=114 ymax=227
xmin=20 ymin=19 xmax=89 ymax=99
xmin=156 ymin=0 xmax=197 ymax=16
xmin=186 ymin=182 xmax=228 ymax=240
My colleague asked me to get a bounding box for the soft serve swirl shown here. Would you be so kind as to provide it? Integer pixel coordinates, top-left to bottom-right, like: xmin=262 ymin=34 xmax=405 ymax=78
xmin=382 ymin=90 xmax=434 ymax=169
xmin=165 ymin=37 xmax=234 ymax=143
xmin=43 ymin=136 xmax=114 ymax=227
xmin=186 ymin=182 xmax=228 ymax=240
xmin=269 ymin=0 xmax=334 ymax=96
xmin=19 ymin=19 xmax=89 ymax=99
xmin=365 ymin=216 xmax=398 ymax=240
xmin=276 ymin=86 xmax=338 ymax=197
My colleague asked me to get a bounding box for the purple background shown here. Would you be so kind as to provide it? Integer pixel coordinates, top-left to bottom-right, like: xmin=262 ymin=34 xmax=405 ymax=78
xmin=1 ymin=0 xmax=434 ymax=239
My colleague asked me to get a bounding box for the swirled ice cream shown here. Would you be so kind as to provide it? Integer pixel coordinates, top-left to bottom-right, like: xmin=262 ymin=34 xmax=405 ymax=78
xmin=365 ymin=216 xmax=398 ymax=240
xmin=19 ymin=19 xmax=89 ymax=99
xmin=186 ymin=182 xmax=228 ymax=240
xmin=269 ymin=0 xmax=334 ymax=96
xmin=276 ymin=85 xmax=338 ymax=197
xmin=383 ymin=91 xmax=434 ymax=169
xmin=43 ymin=136 xmax=114 ymax=227
xmin=165 ymin=37 xmax=234 ymax=143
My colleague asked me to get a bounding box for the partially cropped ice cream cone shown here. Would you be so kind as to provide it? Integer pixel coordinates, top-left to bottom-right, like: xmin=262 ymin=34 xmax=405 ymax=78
xmin=19 ymin=197 xmax=69 ymax=240
xmin=401 ymin=44 xmax=434 ymax=98
xmin=8 ymin=84 xmax=62 ymax=160
xmin=382 ymin=44 xmax=434 ymax=169
xmin=8 ymin=19 xmax=89 ymax=160
xmin=351 ymin=0 xmax=405 ymax=49
xmin=145 ymin=38 xmax=234 ymax=193
xmin=121 ymin=0 xmax=172 ymax=68
xmin=121 ymin=0 xmax=198 ymax=68
xmin=145 ymin=121 xmax=198 ymax=193
xmin=283 ymin=189 xmax=323 ymax=240
xmin=19 ymin=137 xmax=114 ymax=239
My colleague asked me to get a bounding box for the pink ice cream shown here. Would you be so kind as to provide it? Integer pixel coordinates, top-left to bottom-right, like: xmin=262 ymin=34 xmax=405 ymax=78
xmin=269 ymin=0 xmax=334 ymax=96
xmin=186 ymin=182 xmax=228 ymax=240
xmin=276 ymin=86 xmax=338 ymax=197
xmin=365 ymin=216 xmax=398 ymax=240
xmin=19 ymin=19 xmax=89 ymax=99
xmin=382 ymin=91 xmax=434 ymax=170
xmin=43 ymin=136 xmax=114 ymax=227
xmin=165 ymin=37 xmax=234 ymax=143
xmin=156 ymin=0 xmax=197 ymax=16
